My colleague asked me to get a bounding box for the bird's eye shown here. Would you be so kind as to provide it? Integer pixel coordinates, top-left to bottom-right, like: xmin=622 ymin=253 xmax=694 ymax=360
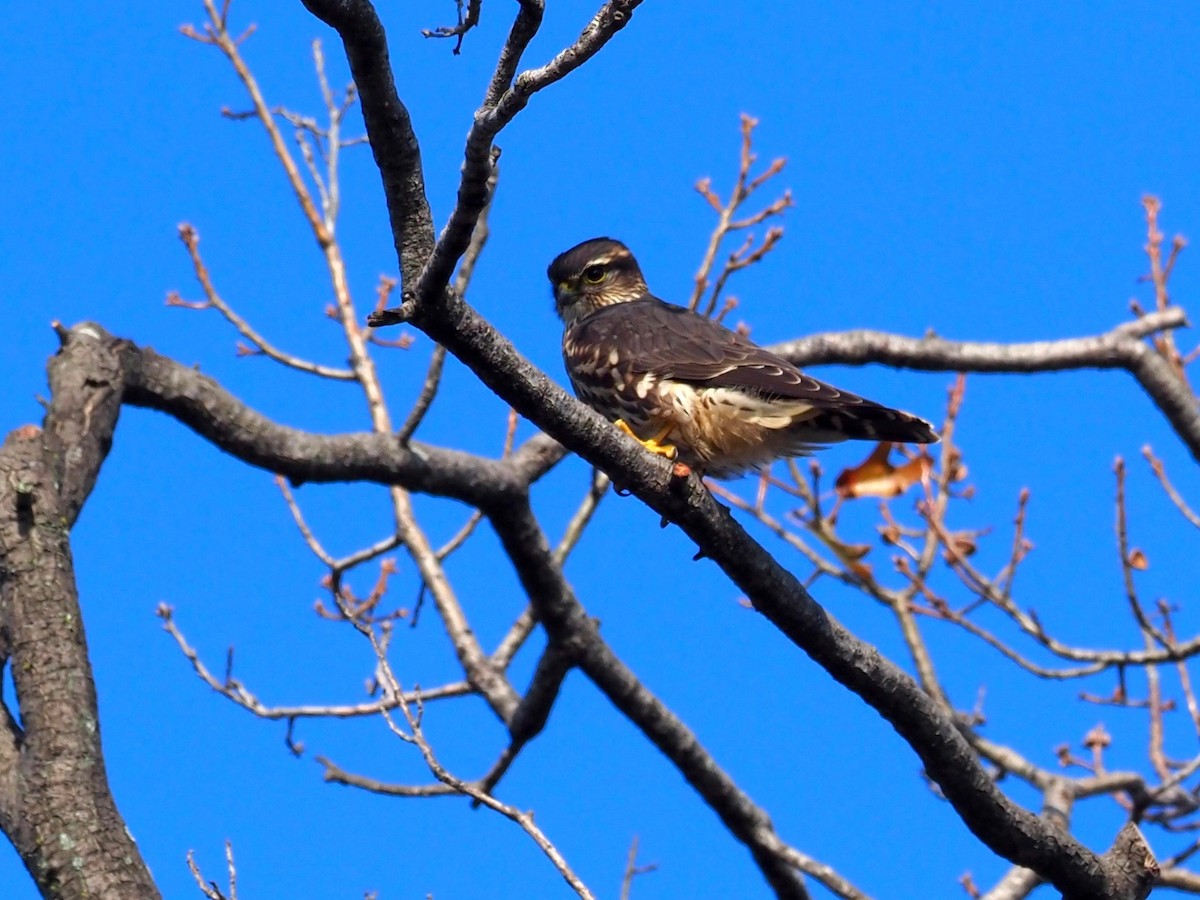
xmin=582 ymin=265 xmax=606 ymax=284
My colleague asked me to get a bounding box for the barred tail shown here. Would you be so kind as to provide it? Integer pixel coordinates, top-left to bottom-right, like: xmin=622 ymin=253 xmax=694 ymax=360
xmin=804 ymin=405 xmax=940 ymax=445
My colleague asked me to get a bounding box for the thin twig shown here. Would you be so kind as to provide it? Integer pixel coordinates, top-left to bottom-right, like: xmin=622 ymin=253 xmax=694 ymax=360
xmin=618 ymin=834 xmax=657 ymax=900
xmin=1143 ymin=444 xmax=1200 ymax=530
xmin=170 ymin=225 xmax=355 ymax=380
xmin=158 ymin=604 xmax=471 ymax=719
xmin=1114 ymin=457 xmax=1170 ymax=649
xmin=362 ymin=623 xmax=596 ymax=899
xmin=689 ymin=114 xmax=791 ymax=315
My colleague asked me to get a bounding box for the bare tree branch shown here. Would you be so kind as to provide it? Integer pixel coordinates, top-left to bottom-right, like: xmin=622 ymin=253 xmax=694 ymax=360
xmin=771 ymin=308 xmax=1199 ymax=463
xmin=122 ymin=343 xmax=532 ymax=503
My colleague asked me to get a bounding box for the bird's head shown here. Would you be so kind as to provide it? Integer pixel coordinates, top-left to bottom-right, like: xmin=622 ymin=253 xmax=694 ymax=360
xmin=548 ymin=237 xmax=649 ymax=325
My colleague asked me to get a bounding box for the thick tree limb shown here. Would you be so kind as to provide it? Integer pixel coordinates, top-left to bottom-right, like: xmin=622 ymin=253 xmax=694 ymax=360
xmin=122 ymin=343 xmax=535 ymax=504
xmin=0 ymin=324 xmax=158 ymax=899
xmin=47 ymin=322 xmax=129 ymax=525
xmin=123 ymin=337 xmax=568 ymax=497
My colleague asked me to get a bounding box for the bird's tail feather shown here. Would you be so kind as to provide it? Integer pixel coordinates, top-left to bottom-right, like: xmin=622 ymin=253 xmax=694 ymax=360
xmin=801 ymin=406 xmax=940 ymax=445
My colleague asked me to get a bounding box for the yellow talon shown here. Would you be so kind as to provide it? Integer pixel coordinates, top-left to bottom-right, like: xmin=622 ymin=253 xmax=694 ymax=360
xmin=614 ymin=419 xmax=678 ymax=461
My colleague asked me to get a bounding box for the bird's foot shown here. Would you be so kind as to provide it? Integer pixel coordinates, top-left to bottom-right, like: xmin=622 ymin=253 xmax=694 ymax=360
xmin=614 ymin=419 xmax=678 ymax=461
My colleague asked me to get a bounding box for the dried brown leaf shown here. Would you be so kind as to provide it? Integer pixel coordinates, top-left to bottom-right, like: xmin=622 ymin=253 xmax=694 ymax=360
xmin=835 ymin=442 xmax=931 ymax=500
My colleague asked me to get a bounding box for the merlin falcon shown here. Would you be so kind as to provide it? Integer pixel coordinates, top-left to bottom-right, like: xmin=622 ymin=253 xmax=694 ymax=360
xmin=549 ymin=237 xmax=939 ymax=478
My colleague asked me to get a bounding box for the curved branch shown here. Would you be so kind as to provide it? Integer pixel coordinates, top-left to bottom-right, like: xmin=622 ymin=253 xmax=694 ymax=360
xmin=771 ymin=308 xmax=1200 ymax=463
xmin=482 ymin=0 xmax=544 ymax=110
xmin=774 ymin=308 xmax=1185 ymax=371
xmin=121 ymin=342 xmax=532 ymax=505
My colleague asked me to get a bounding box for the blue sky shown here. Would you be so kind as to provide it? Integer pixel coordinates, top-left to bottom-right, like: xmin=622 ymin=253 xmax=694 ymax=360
xmin=4 ymin=2 xmax=1200 ymax=898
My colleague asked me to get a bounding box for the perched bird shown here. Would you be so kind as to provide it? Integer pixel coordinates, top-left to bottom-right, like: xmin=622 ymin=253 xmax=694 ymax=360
xmin=549 ymin=237 xmax=939 ymax=478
